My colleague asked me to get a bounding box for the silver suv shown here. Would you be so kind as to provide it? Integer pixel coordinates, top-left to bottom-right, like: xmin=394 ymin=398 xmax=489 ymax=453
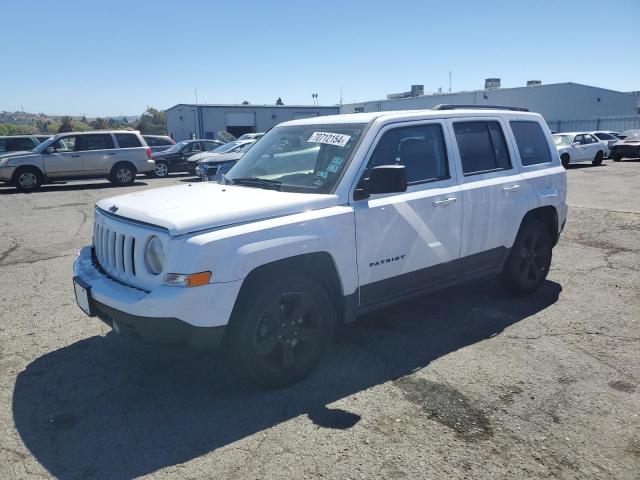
xmin=0 ymin=130 xmax=155 ymax=191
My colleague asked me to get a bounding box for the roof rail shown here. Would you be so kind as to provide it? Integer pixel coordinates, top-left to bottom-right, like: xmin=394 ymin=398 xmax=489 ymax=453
xmin=432 ymin=104 xmax=529 ymax=112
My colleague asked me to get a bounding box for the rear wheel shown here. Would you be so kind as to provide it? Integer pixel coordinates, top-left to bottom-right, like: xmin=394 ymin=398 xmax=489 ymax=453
xmin=154 ymin=160 xmax=169 ymax=177
xmin=592 ymin=150 xmax=603 ymax=166
xmin=13 ymin=167 xmax=43 ymax=192
xmin=561 ymin=153 xmax=570 ymax=169
xmin=226 ymin=275 xmax=335 ymax=388
xmin=612 ymin=153 xmax=622 ymax=162
xmin=499 ymin=219 xmax=553 ymax=294
xmin=110 ymin=163 xmax=136 ymax=186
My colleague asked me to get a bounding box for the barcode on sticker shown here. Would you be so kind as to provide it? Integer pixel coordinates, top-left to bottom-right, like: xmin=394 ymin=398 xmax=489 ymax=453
xmin=307 ymin=132 xmax=351 ymax=147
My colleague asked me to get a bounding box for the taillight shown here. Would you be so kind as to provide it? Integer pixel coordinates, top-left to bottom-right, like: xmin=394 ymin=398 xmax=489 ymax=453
xmin=145 ymin=147 xmax=152 ymax=159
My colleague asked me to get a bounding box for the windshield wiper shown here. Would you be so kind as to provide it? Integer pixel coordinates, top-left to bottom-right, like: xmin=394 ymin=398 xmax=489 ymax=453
xmin=231 ymin=177 xmax=283 ymax=190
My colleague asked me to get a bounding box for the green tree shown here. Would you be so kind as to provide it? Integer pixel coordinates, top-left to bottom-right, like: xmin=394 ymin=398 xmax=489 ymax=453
xmin=58 ymin=116 xmax=74 ymax=133
xmin=92 ymin=117 xmax=108 ymax=129
xmin=136 ymin=107 xmax=166 ymax=135
xmin=275 ymin=97 xmax=284 ymax=105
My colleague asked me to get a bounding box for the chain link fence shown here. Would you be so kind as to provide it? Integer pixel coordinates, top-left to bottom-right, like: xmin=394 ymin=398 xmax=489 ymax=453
xmin=546 ymin=116 xmax=640 ymax=133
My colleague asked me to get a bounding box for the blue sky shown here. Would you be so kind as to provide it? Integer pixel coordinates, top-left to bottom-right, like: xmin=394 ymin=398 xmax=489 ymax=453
xmin=1 ymin=0 xmax=638 ymax=116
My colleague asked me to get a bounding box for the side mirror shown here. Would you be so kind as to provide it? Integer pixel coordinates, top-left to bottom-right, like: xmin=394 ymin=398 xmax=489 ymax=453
xmin=572 ymin=142 xmax=581 ymax=147
xmin=45 ymin=146 xmax=55 ymax=154
xmin=355 ymin=165 xmax=407 ymax=200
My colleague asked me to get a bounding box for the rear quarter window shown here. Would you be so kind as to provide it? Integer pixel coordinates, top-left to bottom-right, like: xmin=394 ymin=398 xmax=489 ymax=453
xmin=115 ymin=133 xmax=142 ymax=148
xmin=5 ymin=137 xmax=37 ymax=152
xmin=510 ymin=121 xmax=552 ymax=166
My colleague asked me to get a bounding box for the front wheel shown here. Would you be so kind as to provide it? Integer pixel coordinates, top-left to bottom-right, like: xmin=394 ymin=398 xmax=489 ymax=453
xmin=499 ymin=219 xmax=553 ymax=294
xmin=592 ymin=151 xmax=603 ymax=166
xmin=13 ymin=167 xmax=43 ymax=192
xmin=226 ymin=275 xmax=335 ymax=388
xmin=612 ymin=153 xmax=622 ymax=162
xmin=561 ymin=154 xmax=570 ymax=169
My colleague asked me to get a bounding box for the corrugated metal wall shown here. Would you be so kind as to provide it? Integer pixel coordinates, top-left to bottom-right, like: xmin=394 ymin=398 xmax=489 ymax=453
xmin=546 ymin=116 xmax=640 ymax=133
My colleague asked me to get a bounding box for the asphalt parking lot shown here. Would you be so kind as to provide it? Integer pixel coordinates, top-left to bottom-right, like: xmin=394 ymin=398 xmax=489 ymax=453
xmin=1 ymin=160 xmax=639 ymax=479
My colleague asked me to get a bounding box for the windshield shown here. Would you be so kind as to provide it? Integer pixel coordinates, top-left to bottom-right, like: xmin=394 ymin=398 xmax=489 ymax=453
xmin=553 ymin=134 xmax=574 ymax=147
xmin=33 ymin=136 xmax=59 ymax=153
xmin=225 ymin=123 xmax=366 ymax=193
xmin=621 ymin=130 xmax=640 ymax=139
xmin=213 ymin=141 xmax=245 ymax=153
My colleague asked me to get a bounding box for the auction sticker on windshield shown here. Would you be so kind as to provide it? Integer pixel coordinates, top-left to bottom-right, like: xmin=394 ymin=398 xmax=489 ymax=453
xmin=307 ymin=132 xmax=351 ymax=147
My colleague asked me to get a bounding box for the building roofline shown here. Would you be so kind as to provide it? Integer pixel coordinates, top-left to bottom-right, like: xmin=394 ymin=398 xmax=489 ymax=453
xmin=165 ymin=103 xmax=340 ymax=112
xmin=344 ymin=82 xmax=634 ymax=107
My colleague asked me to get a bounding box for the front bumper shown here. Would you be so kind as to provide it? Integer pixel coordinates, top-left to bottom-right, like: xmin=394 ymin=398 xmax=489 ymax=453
xmin=0 ymin=165 xmax=17 ymax=182
xmin=73 ymin=246 xmax=243 ymax=346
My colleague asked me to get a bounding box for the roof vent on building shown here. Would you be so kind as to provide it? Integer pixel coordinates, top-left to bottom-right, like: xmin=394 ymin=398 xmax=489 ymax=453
xmin=527 ymin=80 xmax=542 ymax=87
xmin=387 ymin=85 xmax=424 ymax=99
xmin=485 ymin=78 xmax=501 ymax=90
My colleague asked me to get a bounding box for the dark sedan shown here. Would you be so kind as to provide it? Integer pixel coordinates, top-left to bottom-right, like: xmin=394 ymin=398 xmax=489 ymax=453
xmin=611 ymin=130 xmax=640 ymax=161
xmin=151 ymin=139 xmax=223 ymax=177
xmin=195 ymin=142 xmax=255 ymax=181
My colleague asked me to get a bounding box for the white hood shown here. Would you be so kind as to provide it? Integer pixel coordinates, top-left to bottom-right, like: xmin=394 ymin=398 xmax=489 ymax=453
xmin=96 ymin=182 xmax=339 ymax=236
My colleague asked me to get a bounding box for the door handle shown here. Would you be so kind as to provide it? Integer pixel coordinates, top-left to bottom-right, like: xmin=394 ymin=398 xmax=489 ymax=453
xmin=502 ymin=184 xmax=521 ymax=192
xmin=107 ymin=152 xmax=116 ymax=156
xmin=433 ymin=197 xmax=457 ymax=207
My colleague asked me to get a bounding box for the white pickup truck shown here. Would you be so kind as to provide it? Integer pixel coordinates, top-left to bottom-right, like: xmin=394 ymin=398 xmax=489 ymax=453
xmin=73 ymin=106 xmax=567 ymax=387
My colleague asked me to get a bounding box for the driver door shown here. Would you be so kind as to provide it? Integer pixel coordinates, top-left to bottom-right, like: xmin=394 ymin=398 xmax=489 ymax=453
xmin=352 ymin=120 xmax=462 ymax=306
xmin=43 ymin=135 xmax=84 ymax=177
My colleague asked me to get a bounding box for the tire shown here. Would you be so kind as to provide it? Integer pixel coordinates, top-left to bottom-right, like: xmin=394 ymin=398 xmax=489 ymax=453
xmin=154 ymin=160 xmax=169 ymax=177
xmin=499 ymin=219 xmax=553 ymax=294
xmin=592 ymin=150 xmax=603 ymax=166
xmin=109 ymin=163 xmax=136 ymax=186
xmin=13 ymin=167 xmax=43 ymax=192
xmin=226 ymin=275 xmax=336 ymax=388
xmin=560 ymin=153 xmax=570 ymax=169
xmin=612 ymin=153 xmax=622 ymax=162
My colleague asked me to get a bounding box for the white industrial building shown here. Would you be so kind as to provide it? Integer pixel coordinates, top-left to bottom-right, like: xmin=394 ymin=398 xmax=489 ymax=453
xmin=341 ymin=81 xmax=640 ymax=133
xmin=166 ymin=104 xmax=340 ymax=141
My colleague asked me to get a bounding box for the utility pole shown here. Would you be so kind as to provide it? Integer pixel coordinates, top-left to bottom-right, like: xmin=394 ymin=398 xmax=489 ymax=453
xmin=340 ymin=86 xmax=343 ymax=108
xmin=449 ymin=71 xmax=452 ymax=93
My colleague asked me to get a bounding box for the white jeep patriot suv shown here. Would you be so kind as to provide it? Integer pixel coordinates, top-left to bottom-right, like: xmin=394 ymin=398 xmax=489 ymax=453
xmin=73 ymin=106 xmax=567 ymax=387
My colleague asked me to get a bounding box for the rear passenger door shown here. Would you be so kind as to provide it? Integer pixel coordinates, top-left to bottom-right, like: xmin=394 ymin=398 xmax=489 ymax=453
xmin=448 ymin=118 xmax=531 ymax=265
xmin=79 ymin=133 xmax=116 ymax=175
xmin=353 ymin=120 xmax=462 ymax=306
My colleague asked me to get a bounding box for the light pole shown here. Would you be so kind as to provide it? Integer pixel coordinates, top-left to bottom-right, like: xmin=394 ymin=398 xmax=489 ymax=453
xmin=191 ymin=109 xmax=197 ymax=139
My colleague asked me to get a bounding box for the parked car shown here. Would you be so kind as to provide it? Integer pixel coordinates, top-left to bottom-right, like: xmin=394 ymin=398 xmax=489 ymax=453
xmin=0 ymin=130 xmax=154 ymax=191
xmin=143 ymin=135 xmax=175 ymax=153
xmin=237 ymin=132 xmax=265 ymax=141
xmin=195 ymin=141 xmax=256 ymax=181
xmin=591 ymin=131 xmax=620 ymax=157
xmin=73 ymin=106 xmax=567 ymax=387
xmin=552 ymin=132 xmax=607 ymax=167
xmin=610 ymin=130 xmax=640 ymax=161
xmin=0 ymin=135 xmax=51 ymax=154
xmin=186 ymin=139 xmax=256 ymax=174
xmin=151 ymin=139 xmax=224 ymax=177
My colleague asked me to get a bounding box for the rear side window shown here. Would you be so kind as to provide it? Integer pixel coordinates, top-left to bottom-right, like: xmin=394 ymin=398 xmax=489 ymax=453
xmin=454 ymin=121 xmax=511 ymax=175
xmin=144 ymin=136 xmax=172 ymax=146
xmin=203 ymin=141 xmax=220 ymax=151
xmin=115 ymin=133 xmax=142 ymax=148
xmin=5 ymin=137 xmax=36 ymax=152
xmin=510 ymin=121 xmax=552 ymax=166
xmin=78 ymin=134 xmax=114 ymax=151
xmin=594 ymin=132 xmax=614 ymax=141
xmin=367 ymin=123 xmax=449 ymax=184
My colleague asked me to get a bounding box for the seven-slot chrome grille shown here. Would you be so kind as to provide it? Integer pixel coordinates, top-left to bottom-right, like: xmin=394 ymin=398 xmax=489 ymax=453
xmin=93 ymin=222 xmax=137 ymax=278
xmin=92 ymin=208 xmax=167 ymax=291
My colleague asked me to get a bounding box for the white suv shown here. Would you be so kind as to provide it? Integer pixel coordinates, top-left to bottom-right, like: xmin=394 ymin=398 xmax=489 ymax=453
xmin=73 ymin=106 xmax=567 ymax=387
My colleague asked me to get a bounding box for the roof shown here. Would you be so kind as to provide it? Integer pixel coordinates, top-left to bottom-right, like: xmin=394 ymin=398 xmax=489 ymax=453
xmin=279 ymin=108 xmax=542 ymax=127
xmin=165 ymin=103 xmax=340 ymax=112
xmin=345 ymin=82 xmax=635 ymax=107
xmin=49 ymin=130 xmax=141 ymax=137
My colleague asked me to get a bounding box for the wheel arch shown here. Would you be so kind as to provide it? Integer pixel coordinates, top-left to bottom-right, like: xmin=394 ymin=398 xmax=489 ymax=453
xmin=519 ymin=206 xmax=559 ymax=245
xmin=110 ymin=160 xmax=137 ymax=176
xmin=229 ymin=252 xmax=349 ymax=328
xmin=12 ymin=164 xmax=44 ymax=182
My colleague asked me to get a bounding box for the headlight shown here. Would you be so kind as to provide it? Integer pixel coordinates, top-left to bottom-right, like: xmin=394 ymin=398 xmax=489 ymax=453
xmin=0 ymin=157 xmax=9 ymax=166
xmin=145 ymin=236 xmax=165 ymax=275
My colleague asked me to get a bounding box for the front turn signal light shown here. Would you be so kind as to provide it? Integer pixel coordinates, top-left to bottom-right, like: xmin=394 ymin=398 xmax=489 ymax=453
xmin=163 ymin=271 xmax=212 ymax=287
